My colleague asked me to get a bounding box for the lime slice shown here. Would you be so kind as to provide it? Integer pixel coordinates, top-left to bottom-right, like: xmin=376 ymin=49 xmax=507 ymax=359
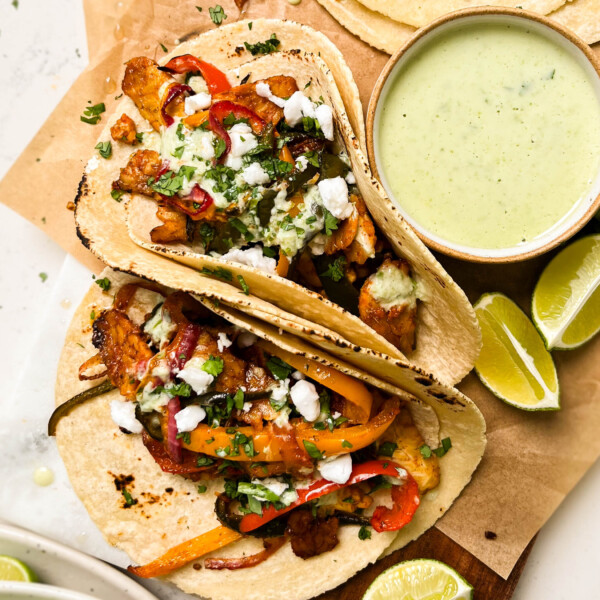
xmin=363 ymin=559 xmax=473 ymax=600
xmin=532 ymin=234 xmax=600 ymax=350
xmin=474 ymin=293 xmax=559 ymax=410
xmin=0 ymin=555 xmax=38 ymax=582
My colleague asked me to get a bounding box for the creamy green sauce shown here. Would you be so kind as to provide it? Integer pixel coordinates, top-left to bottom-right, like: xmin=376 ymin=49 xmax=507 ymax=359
xmin=378 ymin=21 xmax=600 ymax=250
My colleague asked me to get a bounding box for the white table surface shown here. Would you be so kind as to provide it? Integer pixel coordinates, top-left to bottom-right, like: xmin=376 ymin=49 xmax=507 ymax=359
xmin=0 ymin=2 xmax=598 ymax=598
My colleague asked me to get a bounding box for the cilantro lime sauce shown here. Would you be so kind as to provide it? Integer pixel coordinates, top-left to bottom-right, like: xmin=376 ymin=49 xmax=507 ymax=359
xmin=377 ymin=21 xmax=600 ymax=250
xmin=369 ymin=263 xmax=418 ymax=309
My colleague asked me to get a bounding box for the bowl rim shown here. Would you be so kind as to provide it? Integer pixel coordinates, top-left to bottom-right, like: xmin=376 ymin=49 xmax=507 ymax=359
xmin=366 ymin=6 xmax=600 ymax=264
xmin=0 ymin=581 xmax=100 ymax=600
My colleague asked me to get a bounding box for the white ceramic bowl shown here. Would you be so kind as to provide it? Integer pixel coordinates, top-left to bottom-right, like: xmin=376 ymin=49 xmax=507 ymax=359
xmin=367 ymin=8 xmax=600 ymax=263
xmin=0 ymin=582 xmax=100 ymax=600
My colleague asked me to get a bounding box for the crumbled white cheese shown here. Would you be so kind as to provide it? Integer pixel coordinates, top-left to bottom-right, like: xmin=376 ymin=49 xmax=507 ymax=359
xmin=184 ymin=92 xmax=212 ymax=115
xmin=237 ymin=331 xmax=258 ymax=348
xmin=221 ymin=247 xmax=277 ymax=274
xmin=314 ymin=103 xmax=334 ymax=141
xmin=110 ymin=400 xmax=143 ymax=434
xmin=318 ymin=454 xmax=352 ymax=484
xmin=308 ymin=233 xmax=327 ymax=256
xmin=295 ymin=155 xmax=309 ymax=172
xmin=217 ymin=332 xmax=232 ymax=353
xmin=86 ymin=156 xmax=100 ymax=173
xmin=255 ymin=82 xmax=286 ymax=108
xmin=242 ymin=401 xmax=252 ymax=412
xmin=224 ymin=123 xmax=257 ymax=170
xmin=290 ymin=380 xmax=320 ymax=422
xmin=345 ymin=170 xmax=356 ymax=185
xmin=143 ymin=306 xmax=176 ymax=348
xmin=177 ymin=356 xmax=214 ymax=394
xmin=241 ymin=162 xmax=270 ymax=186
xmin=271 ymin=379 xmax=290 ymax=406
xmin=283 ymin=91 xmax=316 ymax=127
xmin=291 ymin=370 xmax=305 ymax=380
xmin=317 ymin=176 xmax=353 ymax=219
xmin=175 ymin=405 xmax=207 ymax=432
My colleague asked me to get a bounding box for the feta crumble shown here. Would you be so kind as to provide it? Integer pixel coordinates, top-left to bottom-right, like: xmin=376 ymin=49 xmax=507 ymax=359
xmin=241 ymin=162 xmax=270 ymax=186
xmin=318 ymin=454 xmax=352 ymax=484
xmin=225 ymin=123 xmax=257 ymax=170
xmin=290 ymin=380 xmax=320 ymax=422
xmin=217 ymin=332 xmax=232 ymax=353
xmin=110 ymin=400 xmax=143 ymax=434
xmin=177 ymin=356 xmax=214 ymax=394
xmin=184 ymin=92 xmax=212 ymax=115
xmin=237 ymin=331 xmax=258 ymax=348
xmin=221 ymin=247 xmax=277 ymax=274
xmin=255 ymin=82 xmax=286 ymax=108
xmin=317 ymin=176 xmax=353 ymax=219
xmin=175 ymin=405 xmax=207 ymax=432
xmin=314 ymin=103 xmax=334 ymax=141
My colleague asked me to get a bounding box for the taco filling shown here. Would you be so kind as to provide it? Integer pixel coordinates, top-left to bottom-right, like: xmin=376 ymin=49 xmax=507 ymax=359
xmin=58 ymin=281 xmax=442 ymax=577
xmin=108 ymin=55 xmax=425 ymax=355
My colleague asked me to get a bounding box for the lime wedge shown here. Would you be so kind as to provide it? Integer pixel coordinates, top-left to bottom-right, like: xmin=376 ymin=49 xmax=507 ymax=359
xmin=474 ymin=293 xmax=559 ymax=410
xmin=0 ymin=555 xmax=38 ymax=582
xmin=532 ymin=234 xmax=600 ymax=350
xmin=363 ymin=559 xmax=473 ymax=600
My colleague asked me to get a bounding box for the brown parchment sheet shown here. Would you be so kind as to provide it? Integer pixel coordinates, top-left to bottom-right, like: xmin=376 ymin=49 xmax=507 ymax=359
xmin=1 ymin=0 xmax=599 ymax=580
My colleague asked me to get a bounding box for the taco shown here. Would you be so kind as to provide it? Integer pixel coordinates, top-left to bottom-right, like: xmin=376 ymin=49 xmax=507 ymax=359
xmin=52 ymin=269 xmax=485 ymax=600
xmin=75 ymin=19 xmax=480 ymax=385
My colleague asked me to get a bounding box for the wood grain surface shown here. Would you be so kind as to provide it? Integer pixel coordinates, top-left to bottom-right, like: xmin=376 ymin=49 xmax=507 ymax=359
xmin=316 ymin=529 xmax=536 ymax=600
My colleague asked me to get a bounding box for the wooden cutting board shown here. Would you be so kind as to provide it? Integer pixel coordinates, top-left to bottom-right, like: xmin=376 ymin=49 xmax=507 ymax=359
xmin=317 ymin=529 xmax=536 ymax=599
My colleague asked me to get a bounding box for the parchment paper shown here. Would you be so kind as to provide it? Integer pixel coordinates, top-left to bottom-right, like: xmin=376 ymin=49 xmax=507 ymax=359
xmin=1 ymin=0 xmax=599 ymax=580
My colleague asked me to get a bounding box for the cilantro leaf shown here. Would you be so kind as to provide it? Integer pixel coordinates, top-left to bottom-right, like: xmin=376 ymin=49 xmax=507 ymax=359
xmin=323 ymin=208 xmax=339 ymax=236
xmin=303 ymin=440 xmax=324 ymax=460
xmin=358 ymin=526 xmax=372 ymax=540
xmin=320 ymin=256 xmax=346 ymax=282
xmin=237 ymin=274 xmax=250 ymax=295
xmin=111 ymin=189 xmax=125 ymax=202
xmin=378 ymin=441 xmax=397 ymax=458
xmin=95 ymin=141 xmax=112 ymax=159
xmin=202 ymin=355 xmax=225 ymax=377
xmin=95 ymin=277 xmax=111 ymax=292
xmin=244 ymin=34 xmax=281 ymax=56
xmin=266 ymin=356 xmax=293 ymax=380
xmin=209 ymin=4 xmax=227 ymax=25
xmin=201 ymin=266 xmax=233 ymax=281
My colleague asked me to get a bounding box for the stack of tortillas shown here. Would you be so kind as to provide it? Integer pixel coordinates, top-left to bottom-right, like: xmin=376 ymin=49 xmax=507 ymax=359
xmin=316 ymin=0 xmax=600 ymax=53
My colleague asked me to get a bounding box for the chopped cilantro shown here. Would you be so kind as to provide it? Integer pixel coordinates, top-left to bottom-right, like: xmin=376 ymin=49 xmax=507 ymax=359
xmin=262 ymin=246 xmax=277 ymax=258
xmin=358 ymin=526 xmax=372 ymax=540
xmin=420 ymin=437 xmax=452 ymax=459
xmin=95 ymin=277 xmax=111 ymax=291
xmin=111 ymin=189 xmax=125 ymax=202
xmin=378 ymin=441 xmax=397 ymax=458
xmin=320 ymin=256 xmax=346 ymax=282
xmin=172 ymin=145 xmax=185 ymax=159
xmin=266 ymin=356 xmax=294 ymax=380
xmin=323 ymin=208 xmax=339 ymax=235
xmin=209 ymin=4 xmax=227 ymax=25
xmin=135 ymin=132 xmax=144 ymax=144
xmin=176 ymin=122 xmax=185 ymax=141
xmin=38 ymin=272 xmax=48 ymax=283
xmin=160 ymin=42 xmax=168 ymax=53
xmin=201 ymin=266 xmax=233 ymax=281
xmin=233 ymin=389 xmax=245 ymax=410
xmin=341 ymin=440 xmax=353 ymax=448
xmin=248 ymin=22 xmax=253 ymax=30
xmin=244 ymin=34 xmax=281 ymax=56
xmin=196 ymin=5 xmax=203 ymax=11
xmin=95 ymin=141 xmax=112 ymax=159
xmin=199 ymin=223 xmax=215 ymax=248
xmin=122 ymin=488 xmax=136 ymax=506
xmin=202 ymin=355 xmax=225 ymax=377
xmin=197 ymin=484 xmax=207 ymax=493
xmin=196 ymin=456 xmax=214 ymax=467
xmin=214 ymin=136 xmax=227 ymax=159
xmin=303 ymin=440 xmax=324 ymax=460
xmin=90 ymin=310 xmax=96 ymax=320
xmin=237 ymin=274 xmax=250 ymax=295
xmin=176 ymin=431 xmax=191 ymax=444
xmin=80 ymin=102 xmax=105 ymax=125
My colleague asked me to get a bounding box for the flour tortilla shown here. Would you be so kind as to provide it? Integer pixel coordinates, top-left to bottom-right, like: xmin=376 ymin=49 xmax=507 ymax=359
xmin=316 ymin=0 xmax=418 ymax=54
xmin=55 ymin=269 xmax=486 ymax=600
xmin=354 ymin=0 xmax=570 ymax=28
xmin=549 ymin=0 xmax=600 ymax=44
xmin=75 ymin=21 xmax=480 ymax=385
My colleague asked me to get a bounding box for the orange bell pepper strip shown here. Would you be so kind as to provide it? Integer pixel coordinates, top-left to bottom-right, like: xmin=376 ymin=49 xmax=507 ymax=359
xmin=182 ymin=399 xmax=398 ymax=461
xmin=183 ymin=109 xmax=209 ymax=129
xmin=276 ymin=251 xmax=290 ymax=277
xmin=127 ymin=525 xmax=242 ymax=578
xmin=279 ymin=144 xmax=294 ymax=164
xmin=256 ymin=340 xmax=374 ymax=422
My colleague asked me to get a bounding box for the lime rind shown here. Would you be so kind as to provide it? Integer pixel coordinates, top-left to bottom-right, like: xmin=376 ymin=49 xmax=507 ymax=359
xmin=363 ymin=558 xmax=473 ymax=600
xmin=0 ymin=555 xmax=38 ymax=582
xmin=532 ymin=234 xmax=600 ymax=350
xmin=474 ymin=293 xmax=560 ymax=411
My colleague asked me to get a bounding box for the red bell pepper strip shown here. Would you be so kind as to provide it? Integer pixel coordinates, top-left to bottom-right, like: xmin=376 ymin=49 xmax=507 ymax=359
xmin=239 ymin=460 xmax=420 ymax=534
xmin=161 ymin=83 xmax=192 ymax=128
xmin=162 ymin=54 xmax=231 ymax=95
xmin=208 ymin=101 xmax=266 ymax=163
xmin=166 ymin=397 xmax=183 ymax=464
xmin=166 ymin=185 xmax=213 ymax=220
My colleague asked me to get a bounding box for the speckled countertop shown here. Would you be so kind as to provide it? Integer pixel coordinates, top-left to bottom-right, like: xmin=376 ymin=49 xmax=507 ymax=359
xmin=0 ymin=2 xmax=598 ymax=599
